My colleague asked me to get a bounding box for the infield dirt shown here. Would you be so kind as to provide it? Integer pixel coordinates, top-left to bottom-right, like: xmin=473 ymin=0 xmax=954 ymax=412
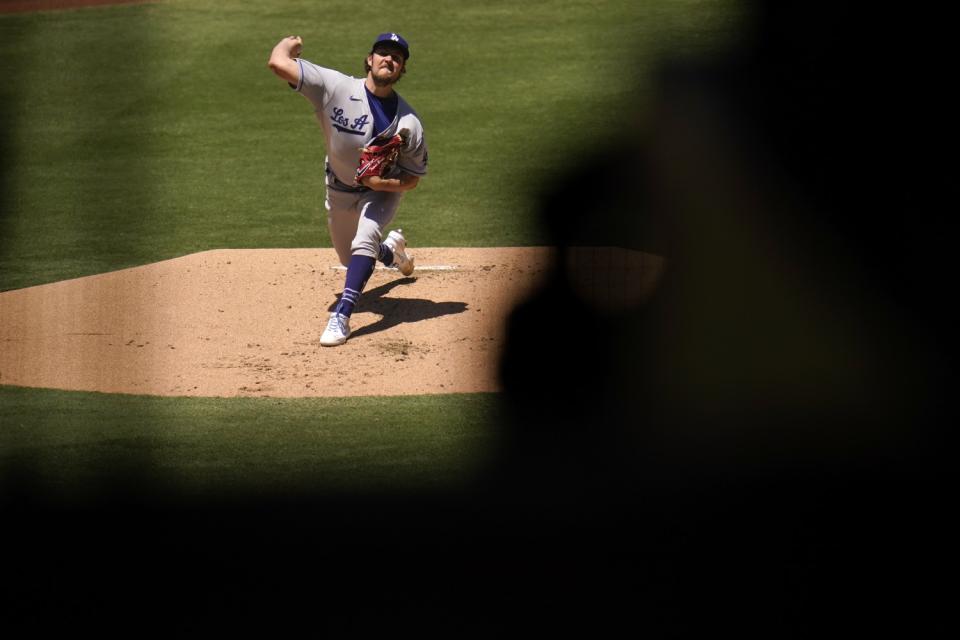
xmin=0 ymin=248 xmax=554 ymax=397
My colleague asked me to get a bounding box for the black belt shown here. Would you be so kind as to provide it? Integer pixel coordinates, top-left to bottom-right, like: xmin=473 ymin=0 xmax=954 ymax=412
xmin=326 ymin=167 xmax=369 ymax=193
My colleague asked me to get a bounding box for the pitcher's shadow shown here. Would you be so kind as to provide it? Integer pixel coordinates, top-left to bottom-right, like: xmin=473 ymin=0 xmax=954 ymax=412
xmin=327 ymin=277 xmax=468 ymax=339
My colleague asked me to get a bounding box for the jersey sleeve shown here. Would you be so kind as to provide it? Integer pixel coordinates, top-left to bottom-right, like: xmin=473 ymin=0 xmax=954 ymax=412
xmin=294 ymin=59 xmax=349 ymax=111
xmin=398 ymin=126 xmax=428 ymax=177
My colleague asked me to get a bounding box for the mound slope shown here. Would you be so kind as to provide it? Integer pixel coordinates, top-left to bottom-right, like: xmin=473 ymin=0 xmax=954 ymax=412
xmin=0 ymin=248 xmax=554 ymax=397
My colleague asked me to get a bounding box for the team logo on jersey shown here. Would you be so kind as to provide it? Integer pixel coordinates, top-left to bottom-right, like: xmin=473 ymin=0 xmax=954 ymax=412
xmin=330 ymin=107 xmax=369 ymax=135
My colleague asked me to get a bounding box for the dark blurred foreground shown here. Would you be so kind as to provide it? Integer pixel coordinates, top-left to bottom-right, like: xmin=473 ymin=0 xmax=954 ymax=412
xmin=4 ymin=3 xmax=957 ymax=634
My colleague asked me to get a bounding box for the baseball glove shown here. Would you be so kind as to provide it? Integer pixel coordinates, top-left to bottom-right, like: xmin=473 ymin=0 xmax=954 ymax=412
xmin=355 ymin=128 xmax=409 ymax=185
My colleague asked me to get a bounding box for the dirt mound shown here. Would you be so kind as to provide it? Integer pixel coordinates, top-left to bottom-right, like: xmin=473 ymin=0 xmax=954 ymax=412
xmin=0 ymin=248 xmax=554 ymax=397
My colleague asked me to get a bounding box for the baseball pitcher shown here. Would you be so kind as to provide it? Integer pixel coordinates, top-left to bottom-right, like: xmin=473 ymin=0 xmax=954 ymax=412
xmin=268 ymin=32 xmax=428 ymax=346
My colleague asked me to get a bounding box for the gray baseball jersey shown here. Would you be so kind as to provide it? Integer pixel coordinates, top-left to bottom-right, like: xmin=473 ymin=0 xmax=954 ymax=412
xmin=294 ymin=59 xmax=428 ymax=187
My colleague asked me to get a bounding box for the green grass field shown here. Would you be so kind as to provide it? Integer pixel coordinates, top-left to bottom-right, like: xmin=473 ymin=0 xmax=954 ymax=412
xmin=0 ymin=386 xmax=502 ymax=500
xmin=0 ymin=0 xmax=742 ymax=501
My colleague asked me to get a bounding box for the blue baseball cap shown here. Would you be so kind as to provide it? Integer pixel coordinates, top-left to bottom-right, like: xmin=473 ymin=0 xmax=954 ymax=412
xmin=371 ymin=32 xmax=410 ymax=61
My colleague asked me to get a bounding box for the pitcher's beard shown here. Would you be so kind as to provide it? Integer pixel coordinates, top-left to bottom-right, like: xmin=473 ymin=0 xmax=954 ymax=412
xmin=372 ymin=69 xmax=399 ymax=87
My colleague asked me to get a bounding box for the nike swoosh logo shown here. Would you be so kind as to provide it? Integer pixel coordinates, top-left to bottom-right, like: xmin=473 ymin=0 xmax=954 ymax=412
xmin=349 ymin=96 xmax=362 ymax=101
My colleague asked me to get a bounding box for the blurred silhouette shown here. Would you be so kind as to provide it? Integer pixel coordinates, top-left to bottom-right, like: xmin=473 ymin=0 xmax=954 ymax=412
xmin=496 ymin=0 xmax=957 ymax=634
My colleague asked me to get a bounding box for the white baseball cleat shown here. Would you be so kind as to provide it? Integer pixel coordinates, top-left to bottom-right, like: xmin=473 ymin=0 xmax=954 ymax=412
xmin=320 ymin=312 xmax=351 ymax=346
xmin=384 ymin=228 xmax=415 ymax=276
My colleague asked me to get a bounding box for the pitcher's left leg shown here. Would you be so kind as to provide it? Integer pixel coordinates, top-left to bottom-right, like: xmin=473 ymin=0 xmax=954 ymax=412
xmin=321 ymin=191 xmax=404 ymax=347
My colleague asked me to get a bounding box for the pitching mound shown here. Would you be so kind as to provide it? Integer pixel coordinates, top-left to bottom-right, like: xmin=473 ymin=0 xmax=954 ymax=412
xmin=0 ymin=248 xmax=555 ymax=397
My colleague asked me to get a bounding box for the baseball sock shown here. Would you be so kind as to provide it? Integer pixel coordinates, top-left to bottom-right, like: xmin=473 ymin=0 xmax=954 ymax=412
xmin=335 ymin=255 xmax=376 ymax=317
xmin=378 ymin=242 xmax=394 ymax=266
